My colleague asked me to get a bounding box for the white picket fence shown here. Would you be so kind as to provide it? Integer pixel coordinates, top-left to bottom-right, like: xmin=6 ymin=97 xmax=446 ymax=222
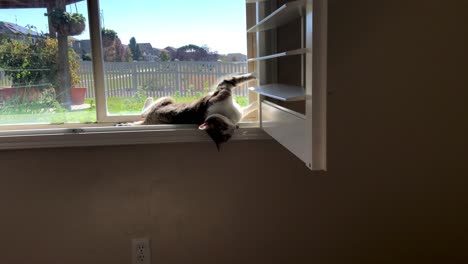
xmin=80 ymin=61 xmax=249 ymax=99
xmin=0 ymin=61 xmax=249 ymax=99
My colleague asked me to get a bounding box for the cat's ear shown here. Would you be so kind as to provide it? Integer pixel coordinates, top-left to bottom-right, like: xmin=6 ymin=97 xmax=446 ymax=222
xmin=198 ymin=123 xmax=208 ymax=130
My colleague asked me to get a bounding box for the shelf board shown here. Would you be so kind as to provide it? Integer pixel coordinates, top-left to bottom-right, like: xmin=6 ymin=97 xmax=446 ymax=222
xmin=249 ymin=84 xmax=305 ymax=101
xmin=247 ymin=0 xmax=305 ymax=33
xmin=247 ymin=48 xmax=308 ymax=62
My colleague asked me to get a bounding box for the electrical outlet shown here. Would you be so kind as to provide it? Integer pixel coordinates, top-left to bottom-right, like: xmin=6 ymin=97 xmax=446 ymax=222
xmin=132 ymin=238 xmax=151 ymax=264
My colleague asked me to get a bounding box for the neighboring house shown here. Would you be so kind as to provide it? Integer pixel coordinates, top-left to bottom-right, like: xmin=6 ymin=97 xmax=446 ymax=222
xmin=221 ymin=53 xmax=247 ymax=62
xmin=137 ymin=43 xmax=158 ymax=61
xmin=72 ymin=39 xmax=91 ymax=59
xmin=153 ymin=48 xmax=164 ymax=57
xmin=0 ymin=21 xmax=79 ymax=49
xmin=0 ymin=21 xmax=42 ymax=43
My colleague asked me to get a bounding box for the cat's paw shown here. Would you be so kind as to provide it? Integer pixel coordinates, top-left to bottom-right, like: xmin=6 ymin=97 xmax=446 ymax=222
xmin=143 ymin=97 xmax=154 ymax=107
xmin=115 ymin=122 xmax=134 ymax=126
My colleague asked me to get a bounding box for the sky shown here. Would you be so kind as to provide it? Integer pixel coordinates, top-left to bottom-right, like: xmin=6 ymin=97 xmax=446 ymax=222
xmin=0 ymin=0 xmax=247 ymax=54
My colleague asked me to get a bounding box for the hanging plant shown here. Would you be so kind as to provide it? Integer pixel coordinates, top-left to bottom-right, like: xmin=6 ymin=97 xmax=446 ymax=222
xmin=101 ymin=28 xmax=118 ymax=48
xmin=45 ymin=8 xmax=86 ymax=36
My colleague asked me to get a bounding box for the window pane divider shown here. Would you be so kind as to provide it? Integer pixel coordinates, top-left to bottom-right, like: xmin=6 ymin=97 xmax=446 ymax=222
xmin=87 ymin=0 xmax=107 ymax=122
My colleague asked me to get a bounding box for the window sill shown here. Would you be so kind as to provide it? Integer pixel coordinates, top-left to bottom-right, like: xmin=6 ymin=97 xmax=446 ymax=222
xmin=0 ymin=123 xmax=270 ymax=151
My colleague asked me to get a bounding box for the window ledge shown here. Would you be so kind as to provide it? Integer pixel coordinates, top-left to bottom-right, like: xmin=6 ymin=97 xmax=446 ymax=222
xmin=0 ymin=123 xmax=271 ymax=151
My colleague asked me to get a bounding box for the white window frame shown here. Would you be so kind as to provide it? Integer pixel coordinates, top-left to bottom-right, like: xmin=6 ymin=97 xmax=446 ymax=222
xmin=88 ymin=0 xmax=149 ymax=123
xmin=0 ymin=0 xmax=269 ymax=149
xmin=88 ymin=0 xmax=258 ymax=124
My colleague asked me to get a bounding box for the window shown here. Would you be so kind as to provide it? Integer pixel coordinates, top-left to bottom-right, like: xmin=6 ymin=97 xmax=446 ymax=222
xmin=96 ymin=0 xmax=252 ymax=121
xmin=0 ymin=0 xmax=96 ymax=125
xmin=0 ymin=0 xmax=251 ymax=125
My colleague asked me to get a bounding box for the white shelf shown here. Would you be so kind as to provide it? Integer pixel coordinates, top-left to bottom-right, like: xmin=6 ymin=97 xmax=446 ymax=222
xmin=247 ymin=48 xmax=308 ymax=62
xmin=247 ymin=0 xmax=305 ymax=33
xmin=249 ymin=84 xmax=305 ymax=101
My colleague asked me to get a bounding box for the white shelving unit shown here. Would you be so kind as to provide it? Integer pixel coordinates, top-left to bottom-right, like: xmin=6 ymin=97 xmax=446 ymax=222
xmin=246 ymin=0 xmax=327 ymax=171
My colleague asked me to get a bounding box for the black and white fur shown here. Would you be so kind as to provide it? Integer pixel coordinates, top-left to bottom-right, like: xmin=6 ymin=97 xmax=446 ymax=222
xmin=119 ymin=73 xmax=257 ymax=149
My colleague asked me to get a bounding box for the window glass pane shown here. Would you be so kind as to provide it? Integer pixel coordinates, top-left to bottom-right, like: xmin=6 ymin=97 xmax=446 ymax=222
xmin=98 ymin=0 xmax=248 ymax=116
xmin=0 ymin=0 xmax=96 ymax=126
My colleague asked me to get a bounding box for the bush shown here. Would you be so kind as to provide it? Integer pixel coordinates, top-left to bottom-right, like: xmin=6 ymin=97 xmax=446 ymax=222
xmin=0 ymin=36 xmax=81 ymax=88
xmin=0 ymin=37 xmax=54 ymax=87
xmin=0 ymin=87 xmax=64 ymax=115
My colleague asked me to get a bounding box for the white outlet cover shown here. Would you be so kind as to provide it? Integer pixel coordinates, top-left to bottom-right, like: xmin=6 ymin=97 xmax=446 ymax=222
xmin=132 ymin=238 xmax=151 ymax=264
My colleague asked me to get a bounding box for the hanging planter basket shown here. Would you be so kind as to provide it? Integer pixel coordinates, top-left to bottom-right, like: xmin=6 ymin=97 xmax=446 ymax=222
xmin=102 ymin=36 xmax=114 ymax=48
xmin=101 ymin=29 xmax=118 ymax=48
xmin=46 ymin=8 xmax=86 ymax=36
xmin=56 ymin=20 xmax=86 ymax=36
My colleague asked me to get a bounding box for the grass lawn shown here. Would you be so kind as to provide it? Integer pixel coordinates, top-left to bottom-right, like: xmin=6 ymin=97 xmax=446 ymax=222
xmin=0 ymin=96 xmax=249 ymax=126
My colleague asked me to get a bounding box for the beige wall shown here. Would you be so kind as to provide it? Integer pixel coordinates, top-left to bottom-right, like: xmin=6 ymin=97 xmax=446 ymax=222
xmin=0 ymin=0 xmax=467 ymax=263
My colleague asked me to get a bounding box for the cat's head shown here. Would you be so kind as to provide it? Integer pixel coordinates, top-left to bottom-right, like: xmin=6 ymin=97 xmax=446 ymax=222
xmin=199 ymin=114 xmax=238 ymax=151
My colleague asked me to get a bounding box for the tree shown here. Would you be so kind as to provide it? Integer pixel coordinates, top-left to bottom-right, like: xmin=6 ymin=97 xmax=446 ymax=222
xmin=128 ymin=37 xmax=141 ymax=61
xmin=176 ymin=44 xmax=206 ymax=61
xmin=114 ymin=38 xmax=132 ymax=62
xmin=103 ymin=37 xmax=126 ymax=62
xmin=175 ymin=44 xmax=219 ymax=61
xmin=103 ymin=42 xmax=116 ymax=62
xmin=101 ymin=28 xmax=131 ymax=62
xmin=159 ymin=50 xmax=171 ymax=61
xmin=111 ymin=38 xmax=132 ymax=62
xmin=124 ymin=47 xmax=133 ymax=62
xmin=201 ymin=45 xmax=220 ymax=61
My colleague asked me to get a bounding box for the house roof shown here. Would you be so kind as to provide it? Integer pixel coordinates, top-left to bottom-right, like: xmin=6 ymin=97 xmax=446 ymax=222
xmin=137 ymin=43 xmax=154 ymax=55
xmin=0 ymin=21 xmax=40 ymax=36
xmin=0 ymin=0 xmax=83 ymax=8
xmin=164 ymin=46 xmax=177 ymax=52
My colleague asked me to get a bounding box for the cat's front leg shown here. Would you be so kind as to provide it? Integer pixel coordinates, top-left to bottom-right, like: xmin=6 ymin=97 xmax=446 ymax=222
xmin=240 ymin=101 xmax=259 ymax=120
xmin=141 ymin=97 xmax=174 ymax=117
xmin=141 ymin=97 xmax=154 ymax=114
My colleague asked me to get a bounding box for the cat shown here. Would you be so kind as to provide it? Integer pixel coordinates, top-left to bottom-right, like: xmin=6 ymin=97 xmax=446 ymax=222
xmin=118 ymin=73 xmax=257 ymax=150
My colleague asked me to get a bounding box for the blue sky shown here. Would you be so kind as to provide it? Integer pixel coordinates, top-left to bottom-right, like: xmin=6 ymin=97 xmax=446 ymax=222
xmin=0 ymin=0 xmax=247 ymax=54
